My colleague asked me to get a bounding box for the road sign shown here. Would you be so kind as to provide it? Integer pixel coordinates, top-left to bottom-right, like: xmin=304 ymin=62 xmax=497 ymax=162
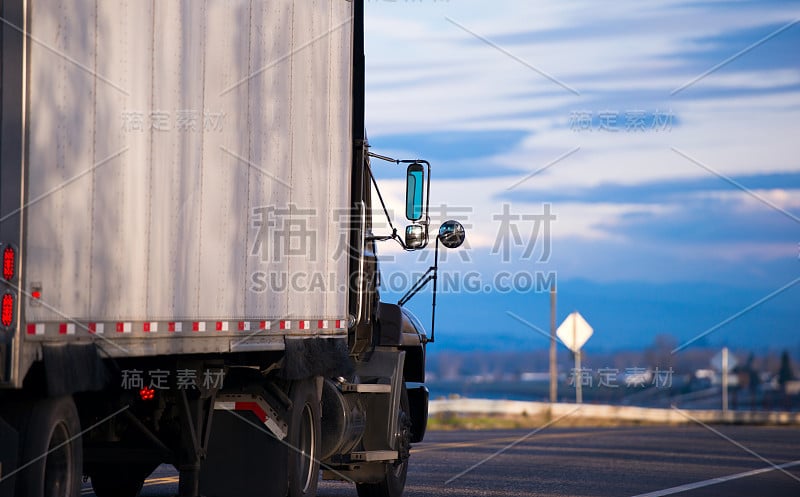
xmin=556 ymin=312 xmax=593 ymax=352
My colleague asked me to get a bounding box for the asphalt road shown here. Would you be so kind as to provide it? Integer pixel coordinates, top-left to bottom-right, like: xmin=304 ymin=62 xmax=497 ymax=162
xmin=81 ymin=426 xmax=800 ymax=497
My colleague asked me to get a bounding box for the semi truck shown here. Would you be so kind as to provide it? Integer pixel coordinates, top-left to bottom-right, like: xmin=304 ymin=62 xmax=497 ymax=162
xmin=0 ymin=1 xmax=466 ymax=496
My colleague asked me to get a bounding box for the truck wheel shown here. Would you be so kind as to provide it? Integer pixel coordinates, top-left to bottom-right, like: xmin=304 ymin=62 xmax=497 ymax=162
xmin=17 ymin=396 xmax=83 ymax=497
xmin=287 ymin=378 xmax=321 ymax=497
xmin=356 ymin=387 xmax=411 ymax=497
xmin=89 ymin=464 xmax=155 ymax=497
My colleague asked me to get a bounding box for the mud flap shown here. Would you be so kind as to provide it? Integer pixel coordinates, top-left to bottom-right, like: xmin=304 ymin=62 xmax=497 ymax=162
xmin=407 ymin=385 xmax=429 ymax=443
xmin=199 ymin=409 xmax=288 ymax=497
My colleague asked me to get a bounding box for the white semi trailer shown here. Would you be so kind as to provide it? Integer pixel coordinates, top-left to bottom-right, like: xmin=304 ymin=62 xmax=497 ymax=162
xmin=0 ymin=1 xmax=465 ymax=496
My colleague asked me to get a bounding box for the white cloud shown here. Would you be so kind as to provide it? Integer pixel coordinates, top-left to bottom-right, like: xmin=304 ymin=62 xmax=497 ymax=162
xmin=363 ymin=1 xmax=800 ymax=284
xmin=365 ymin=0 xmax=800 ymax=134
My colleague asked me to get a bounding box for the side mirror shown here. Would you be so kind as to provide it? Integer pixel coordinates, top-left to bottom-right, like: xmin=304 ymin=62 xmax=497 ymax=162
xmin=405 ymin=163 xmax=425 ymax=221
xmin=438 ymin=220 xmax=466 ymax=249
xmin=405 ymin=224 xmax=426 ymax=249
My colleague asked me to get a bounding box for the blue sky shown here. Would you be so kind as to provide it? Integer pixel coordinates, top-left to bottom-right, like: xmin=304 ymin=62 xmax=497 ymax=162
xmin=363 ymin=1 xmax=800 ymax=353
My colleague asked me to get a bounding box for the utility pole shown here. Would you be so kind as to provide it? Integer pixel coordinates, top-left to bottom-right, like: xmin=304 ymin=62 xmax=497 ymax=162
xmin=722 ymin=347 xmax=729 ymax=414
xmin=549 ymin=284 xmax=557 ymax=403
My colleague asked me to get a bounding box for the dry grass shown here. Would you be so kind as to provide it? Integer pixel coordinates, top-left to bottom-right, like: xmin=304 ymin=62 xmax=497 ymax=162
xmin=427 ymin=412 xmax=679 ymax=430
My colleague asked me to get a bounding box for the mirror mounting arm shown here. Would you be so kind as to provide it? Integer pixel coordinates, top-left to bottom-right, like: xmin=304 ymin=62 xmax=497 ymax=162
xmin=365 ymin=152 xmax=431 ymax=250
xmin=366 ymin=151 xmax=400 ymax=164
xmin=366 ymin=228 xmax=398 ymax=243
xmin=398 ymin=221 xmax=464 ymax=343
xmin=397 ymin=236 xmax=441 ymax=343
xmin=366 ymin=229 xmax=421 ymax=252
xmin=397 ymin=266 xmax=436 ymax=307
xmin=430 ymin=235 xmax=440 ymax=343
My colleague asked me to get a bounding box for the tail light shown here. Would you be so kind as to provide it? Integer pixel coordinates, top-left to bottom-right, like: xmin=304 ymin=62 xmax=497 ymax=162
xmin=1 ymin=293 xmax=14 ymax=327
xmin=2 ymin=246 xmax=14 ymax=281
xmin=139 ymin=386 xmax=156 ymax=401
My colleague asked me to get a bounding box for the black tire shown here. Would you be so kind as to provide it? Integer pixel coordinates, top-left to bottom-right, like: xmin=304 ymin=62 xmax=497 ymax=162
xmin=90 ymin=464 xmax=155 ymax=497
xmin=356 ymin=387 xmax=411 ymax=497
xmin=17 ymin=396 xmax=83 ymax=497
xmin=287 ymin=378 xmax=321 ymax=497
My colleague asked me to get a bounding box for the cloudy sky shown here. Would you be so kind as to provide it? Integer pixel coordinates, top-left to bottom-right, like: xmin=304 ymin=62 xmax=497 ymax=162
xmin=362 ymin=1 xmax=800 ymax=352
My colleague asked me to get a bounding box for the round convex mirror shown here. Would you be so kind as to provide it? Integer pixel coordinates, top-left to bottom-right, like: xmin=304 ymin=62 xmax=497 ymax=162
xmin=438 ymin=220 xmax=466 ymax=249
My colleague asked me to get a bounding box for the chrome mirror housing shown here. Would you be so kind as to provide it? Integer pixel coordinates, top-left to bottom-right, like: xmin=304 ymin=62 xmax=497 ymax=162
xmin=405 ymin=224 xmax=426 ymax=249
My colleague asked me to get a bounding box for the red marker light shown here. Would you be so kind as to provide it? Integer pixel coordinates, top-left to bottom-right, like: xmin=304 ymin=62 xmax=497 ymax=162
xmin=1 ymin=293 xmax=14 ymax=327
xmin=2 ymin=246 xmax=15 ymax=281
xmin=139 ymin=387 xmax=155 ymax=401
xmin=31 ymin=290 xmax=41 ymax=299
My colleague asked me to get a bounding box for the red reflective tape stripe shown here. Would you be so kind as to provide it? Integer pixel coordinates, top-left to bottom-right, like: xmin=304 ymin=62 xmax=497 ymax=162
xmin=234 ymin=402 xmax=267 ymax=423
xmin=29 ymin=319 xmax=347 ymax=336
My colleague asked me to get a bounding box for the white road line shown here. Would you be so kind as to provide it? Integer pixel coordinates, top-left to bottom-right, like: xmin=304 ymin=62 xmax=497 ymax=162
xmin=630 ymin=460 xmax=800 ymax=497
